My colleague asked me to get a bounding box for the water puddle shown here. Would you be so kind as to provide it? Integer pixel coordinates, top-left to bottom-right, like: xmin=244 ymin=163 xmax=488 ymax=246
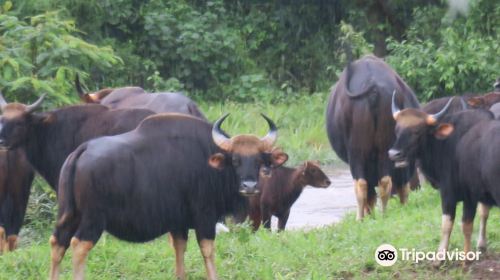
xmin=270 ymin=165 xmax=357 ymax=230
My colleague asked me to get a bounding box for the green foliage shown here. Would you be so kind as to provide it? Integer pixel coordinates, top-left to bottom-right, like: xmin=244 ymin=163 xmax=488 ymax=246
xmin=228 ymin=2 xmax=341 ymax=94
xmin=386 ymin=0 xmax=500 ymax=100
xmin=140 ymin=0 xmax=250 ymax=96
xmin=339 ymin=21 xmax=374 ymax=58
xmin=0 ymin=9 xmax=121 ymax=105
xmin=330 ymin=22 xmax=374 ymax=78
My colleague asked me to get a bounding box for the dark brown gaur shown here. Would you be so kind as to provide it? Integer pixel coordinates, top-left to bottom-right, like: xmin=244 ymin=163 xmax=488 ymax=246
xmin=247 ymin=161 xmax=331 ymax=231
xmin=49 ymin=113 xmax=288 ymax=280
xmin=326 ymin=55 xmax=420 ymax=220
xmin=388 ymin=92 xmax=500 ymax=266
xmin=0 ymin=93 xmax=156 ymax=254
xmin=0 ymin=93 xmax=42 ymax=252
xmin=75 ymin=74 xmax=207 ymax=120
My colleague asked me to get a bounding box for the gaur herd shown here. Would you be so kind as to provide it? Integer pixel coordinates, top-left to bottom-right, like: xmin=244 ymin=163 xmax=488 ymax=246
xmin=0 ymin=56 xmax=498 ymax=279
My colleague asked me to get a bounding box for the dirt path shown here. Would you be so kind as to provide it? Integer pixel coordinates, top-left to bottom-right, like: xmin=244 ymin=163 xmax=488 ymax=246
xmin=270 ymin=165 xmax=357 ymax=230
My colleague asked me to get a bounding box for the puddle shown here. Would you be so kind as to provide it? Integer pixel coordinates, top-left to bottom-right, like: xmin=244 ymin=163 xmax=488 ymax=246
xmin=269 ymin=165 xmax=357 ymax=230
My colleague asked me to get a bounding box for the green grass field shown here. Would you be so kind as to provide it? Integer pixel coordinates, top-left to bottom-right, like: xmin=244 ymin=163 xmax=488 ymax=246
xmin=2 ymin=96 xmax=499 ymax=279
xmin=1 ymin=186 xmax=498 ymax=279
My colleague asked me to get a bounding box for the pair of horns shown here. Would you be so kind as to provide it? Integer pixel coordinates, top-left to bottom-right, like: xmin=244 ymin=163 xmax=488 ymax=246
xmin=0 ymin=91 xmax=46 ymax=113
xmin=212 ymin=113 xmax=277 ymax=151
xmin=391 ymin=90 xmax=454 ymax=123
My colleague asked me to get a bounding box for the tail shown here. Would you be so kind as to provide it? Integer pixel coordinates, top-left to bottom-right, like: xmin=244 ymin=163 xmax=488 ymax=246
xmin=56 ymin=143 xmax=88 ymax=227
xmin=187 ymin=102 xmax=208 ymax=121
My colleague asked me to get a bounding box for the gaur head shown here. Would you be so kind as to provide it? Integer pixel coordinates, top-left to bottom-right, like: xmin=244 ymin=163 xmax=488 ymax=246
xmin=209 ymin=114 xmax=288 ymax=196
xmin=388 ymin=91 xmax=455 ymax=168
xmin=300 ymin=161 xmax=331 ymax=188
xmin=0 ymin=93 xmax=48 ymax=149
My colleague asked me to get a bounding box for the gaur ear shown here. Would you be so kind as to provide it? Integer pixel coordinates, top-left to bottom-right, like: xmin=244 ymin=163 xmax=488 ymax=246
xmin=434 ymin=123 xmax=454 ymax=139
xmin=208 ymin=153 xmax=225 ymax=170
xmin=271 ymin=149 xmax=288 ymax=167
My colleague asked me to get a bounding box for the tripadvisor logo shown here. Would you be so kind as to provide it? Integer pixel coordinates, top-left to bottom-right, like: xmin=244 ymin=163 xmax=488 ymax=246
xmin=375 ymin=244 xmax=398 ymax=266
xmin=375 ymin=243 xmax=482 ymax=266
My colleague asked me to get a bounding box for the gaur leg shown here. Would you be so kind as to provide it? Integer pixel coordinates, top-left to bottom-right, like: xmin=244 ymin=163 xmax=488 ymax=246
xmin=49 ymin=235 xmax=68 ymax=280
xmin=354 ymin=179 xmax=368 ymax=220
xmin=171 ymin=230 xmax=189 ymax=280
xmin=198 ymin=239 xmax=217 ymax=280
xmin=71 ymin=213 xmax=105 ymax=280
xmin=434 ymin=195 xmax=457 ymax=266
xmin=462 ymin=198 xmax=477 ymax=264
xmin=365 ymin=185 xmax=377 ymax=216
xmin=396 ymin=183 xmax=410 ymax=204
xmin=247 ymin=196 xmax=261 ymax=231
xmin=277 ymin=210 xmax=290 ymax=231
xmin=477 ymin=202 xmax=490 ymax=252
xmin=71 ymin=238 xmax=95 ymax=280
xmin=249 ymin=204 xmax=262 ymax=231
xmin=261 ymin=204 xmax=272 ymax=230
xmin=195 ymin=224 xmax=218 ymax=280
xmin=0 ymin=191 xmax=9 ymax=254
xmin=50 ymin=215 xmax=81 ymax=280
xmin=6 ymin=175 xmax=32 ymax=252
xmin=7 ymin=235 xmax=18 ymax=252
xmin=377 ymin=178 xmax=392 ymax=212
xmin=0 ymin=225 xmax=5 ymax=253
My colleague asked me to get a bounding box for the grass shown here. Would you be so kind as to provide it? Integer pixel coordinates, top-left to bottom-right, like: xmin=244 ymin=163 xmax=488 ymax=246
xmin=1 ymin=185 xmax=498 ymax=279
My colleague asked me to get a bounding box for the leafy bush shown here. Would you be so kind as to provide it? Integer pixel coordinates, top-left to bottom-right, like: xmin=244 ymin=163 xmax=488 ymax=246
xmin=139 ymin=0 xmax=251 ymax=96
xmin=386 ymin=0 xmax=499 ymax=101
xmin=0 ymin=7 xmax=121 ymax=105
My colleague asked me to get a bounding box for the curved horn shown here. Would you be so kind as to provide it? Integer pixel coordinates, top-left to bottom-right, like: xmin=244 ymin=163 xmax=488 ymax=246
xmin=212 ymin=113 xmax=232 ymax=151
xmin=75 ymin=73 xmax=85 ymax=98
xmin=260 ymin=113 xmax=277 ymax=147
xmin=428 ymin=97 xmax=454 ymax=123
xmin=26 ymin=94 xmax=46 ymax=113
xmin=391 ymin=90 xmax=401 ymax=119
xmin=0 ymin=91 xmax=7 ymax=110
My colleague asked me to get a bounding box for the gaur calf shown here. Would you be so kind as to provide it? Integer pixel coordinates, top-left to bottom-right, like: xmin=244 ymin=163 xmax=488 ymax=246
xmin=248 ymin=161 xmax=331 ymax=231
